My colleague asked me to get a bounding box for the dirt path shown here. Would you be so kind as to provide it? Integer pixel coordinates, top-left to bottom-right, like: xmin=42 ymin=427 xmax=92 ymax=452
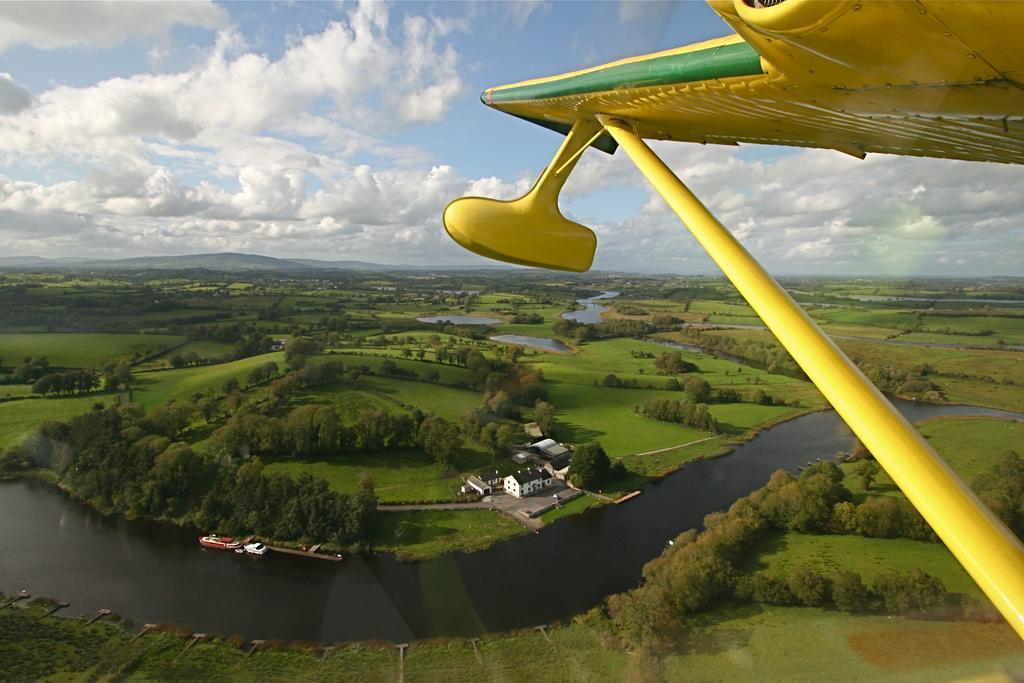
xmin=629 ymin=435 xmax=719 ymax=457
xmin=377 ymin=501 xmax=490 ymax=512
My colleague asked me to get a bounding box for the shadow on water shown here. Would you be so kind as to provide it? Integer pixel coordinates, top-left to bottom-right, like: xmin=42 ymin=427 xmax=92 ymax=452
xmin=1 ymin=398 xmax=1021 ymax=642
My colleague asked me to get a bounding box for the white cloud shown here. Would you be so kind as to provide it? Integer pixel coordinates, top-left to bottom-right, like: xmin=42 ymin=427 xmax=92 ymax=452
xmin=0 ymin=2 xmax=1020 ymax=275
xmin=0 ymin=2 xmax=464 ymax=163
xmin=0 ymin=1 xmax=228 ymax=52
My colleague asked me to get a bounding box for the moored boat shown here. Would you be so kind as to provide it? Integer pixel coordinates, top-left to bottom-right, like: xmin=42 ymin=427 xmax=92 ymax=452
xmin=199 ymin=535 xmax=241 ymax=550
xmin=243 ymin=542 xmax=268 ymax=555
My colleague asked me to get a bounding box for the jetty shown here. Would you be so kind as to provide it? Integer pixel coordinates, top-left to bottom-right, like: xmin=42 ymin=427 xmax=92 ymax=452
xmin=265 ymin=544 xmax=343 ymax=562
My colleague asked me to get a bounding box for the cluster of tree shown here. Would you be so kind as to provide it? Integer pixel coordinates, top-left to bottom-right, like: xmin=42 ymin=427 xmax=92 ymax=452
xmin=509 ymin=312 xmax=543 ymax=324
xmin=186 ymin=321 xmax=255 ymax=344
xmin=197 ymin=459 xmax=376 ymax=546
xmin=284 ymin=337 xmax=324 ymax=363
xmin=675 ymin=326 xmax=804 ymax=378
xmin=639 ymin=398 xmax=718 ymax=433
xmin=630 ymin=350 xmax=655 ymax=359
xmin=169 ymin=350 xmax=206 ymax=368
xmin=972 ymin=450 xmax=1024 ymax=538
xmin=462 ymin=349 xmax=546 ymax=405
xmin=735 ymin=565 xmax=947 ymax=615
xmin=858 ymin=362 xmax=943 ymax=401
xmin=31 ymin=370 xmax=99 ymax=396
xmin=553 ymin=318 xmax=658 ymax=342
xmin=606 ymin=461 xmax=957 ymax=649
xmin=601 ymin=373 xmax=643 ymax=389
xmin=1 ymin=357 xmax=51 ymax=384
xmin=100 ymin=360 xmax=134 ymax=390
xmin=264 ymin=360 xmax=350 ymax=402
xmin=653 ymin=351 xmax=699 ymax=375
xmin=15 ymin=405 xmax=375 ymax=546
xmin=615 ymin=304 xmax=649 ymax=316
xmin=568 ymin=442 xmax=626 ymax=490
xmin=378 ymin=359 xmax=418 ymax=380
xmin=208 ymin=404 xmax=422 ymax=460
xmin=246 ymin=361 xmax=280 ymax=386
xmin=751 ymin=388 xmax=792 ymax=406
xmin=533 ymin=400 xmax=556 ymax=436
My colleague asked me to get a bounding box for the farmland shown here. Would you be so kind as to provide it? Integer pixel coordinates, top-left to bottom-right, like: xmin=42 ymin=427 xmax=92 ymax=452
xmin=1 ymin=269 xmax=1023 ymax=678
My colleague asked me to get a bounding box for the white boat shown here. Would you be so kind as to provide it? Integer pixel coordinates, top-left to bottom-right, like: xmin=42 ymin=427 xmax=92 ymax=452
xmin=244 ymin=542 xmax=268 ymax=555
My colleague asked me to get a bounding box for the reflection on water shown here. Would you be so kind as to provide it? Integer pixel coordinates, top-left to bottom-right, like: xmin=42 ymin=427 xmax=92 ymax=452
xmin=1 ymin=399 xmax=1020 ymax=642
xmin=561 ymin=291 xmax=619 ymax=325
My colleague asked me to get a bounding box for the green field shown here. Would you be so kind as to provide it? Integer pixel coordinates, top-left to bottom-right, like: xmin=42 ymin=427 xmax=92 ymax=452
xmin=4 ymin=598 xmax=1022 ymax=681
xmin=131 ymin=352 xmax=285 ymax=408
xmin=743 ymin=531 xmax=982 ymax=598
xmin=851 ymin=416 xmax=1024 ymax=495
xmin=264 ymin=448 xmax=491 ymax=503
xmin=362 ymin=375 xmax=484 ymax=422
xmin=0 ymin=396 xmax=110 ymax=449
xmin=664 ymin=604 xmax=1024 ymax=681
xmin=371 ymin=509 xmax=527 ymax=561
xmin=0 ymin=332 xmax=184 ymax=368
xmin=136 ymin=339 xmax=235 ymax=369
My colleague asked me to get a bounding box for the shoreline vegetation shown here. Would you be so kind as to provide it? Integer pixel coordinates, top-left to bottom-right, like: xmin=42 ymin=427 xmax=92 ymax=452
xmin=3 ymin=412 xmax=1023 ymax=679
xmin=2 ymin=271 xmax=1024 ymax=677
xmin=3 ymin=595 xmax=1022 ymax=682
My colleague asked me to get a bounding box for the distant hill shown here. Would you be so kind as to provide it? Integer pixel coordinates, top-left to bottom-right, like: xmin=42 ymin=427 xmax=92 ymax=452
xmin=0 ymin=252 xmax=506 ymax=273
xmin=104 ymin=253 xmax=317 ymax=271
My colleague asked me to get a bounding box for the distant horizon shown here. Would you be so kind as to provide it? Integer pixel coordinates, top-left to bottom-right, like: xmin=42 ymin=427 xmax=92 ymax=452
xmin=0 ymin=250 xmax=1019 ymax=280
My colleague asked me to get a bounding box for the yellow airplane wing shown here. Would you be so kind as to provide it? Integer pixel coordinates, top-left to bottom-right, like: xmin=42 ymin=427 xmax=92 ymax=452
xmin=444 ymin=0 xmax=1024 ymax=640
xmin=485 ymin=0 xmax=1024 ymax=164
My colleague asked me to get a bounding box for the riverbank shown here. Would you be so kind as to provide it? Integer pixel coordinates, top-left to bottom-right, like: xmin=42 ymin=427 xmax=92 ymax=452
xmin=4 ymin=401 xmax=1021 ymax=644
xmin=4 ymin=592 xmax=1021 ymax=681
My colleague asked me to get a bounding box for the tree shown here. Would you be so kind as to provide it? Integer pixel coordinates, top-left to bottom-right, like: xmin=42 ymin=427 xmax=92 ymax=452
xmin=148 ymin=400 xmax=196 ymax=439
xmin=534 ymin=400 xmax=556 ymax=436
xmin=873 ymin=570 xmax=947 ymax=615
xmin=683 ymin=377 xmax=712 ymax=404
xmin=417 ymin=416 xmax=462 ymax=466
xmin=654 ymin=351 xmax=697 ymax=375
xmin=102 ymin=360 xmax=134 ymax=390
xmin=831 ymin=570 xmax=872 ymax=612
xmin=485 ymin=390 xmax=514 ymax=417
xmin=735 ymin=572 xmax=794 ymax=605
xmin=853 ymin=460 xmax=880 ymax=491
xmin=570 ymin=442 xmax=612 ymax=489
xmin=787 ymin=563 xmax=830 ymax=607
xmin=972 ymin=450 xmax=1024 ymax=537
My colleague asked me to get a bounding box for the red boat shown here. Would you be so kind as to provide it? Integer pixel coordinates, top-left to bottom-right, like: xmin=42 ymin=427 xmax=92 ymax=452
xmin=199 ymin=535 xmax=241 ymax=550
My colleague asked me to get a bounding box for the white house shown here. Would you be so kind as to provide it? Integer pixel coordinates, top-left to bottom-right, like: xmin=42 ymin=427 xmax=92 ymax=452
xmin=463 ymin=468 xmax=505 ymax=496
xmin=504 ymin=468 xmax=554 ymax=498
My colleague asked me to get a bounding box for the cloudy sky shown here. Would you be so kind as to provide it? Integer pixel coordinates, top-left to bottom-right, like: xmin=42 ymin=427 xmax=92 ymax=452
xmin=1 ymin=1 xmax=1021 ymax=275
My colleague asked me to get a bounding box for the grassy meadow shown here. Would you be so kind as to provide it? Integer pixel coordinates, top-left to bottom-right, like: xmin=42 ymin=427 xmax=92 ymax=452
xmin=4 ymin=598 xmax=1022 ymax=681
xmin=0 ymin=332 xmax=184 ymax=368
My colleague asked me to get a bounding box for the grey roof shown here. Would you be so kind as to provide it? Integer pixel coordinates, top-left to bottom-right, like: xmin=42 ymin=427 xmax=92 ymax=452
xmin=531 ymin=438 xmax=569 ymax=458
xmin=466 ymin=475 xmax=490 ymax=491
xmin=477 ymin=468 xmax=504 ymax=482
xmin=508 ymin=468 xmax=549 ymax=485
xmin=547 ymin=452 xmax=572 ymax=471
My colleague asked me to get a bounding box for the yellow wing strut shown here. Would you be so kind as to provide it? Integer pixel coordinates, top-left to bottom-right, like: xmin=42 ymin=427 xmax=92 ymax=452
xmin=598 ymin=115 xmax=1024 ymax=639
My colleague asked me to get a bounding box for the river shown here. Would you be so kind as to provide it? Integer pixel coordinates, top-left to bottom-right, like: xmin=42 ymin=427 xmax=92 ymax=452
xmin=1 ymin=400 xmax=1020 ymax=643
xmin=561 ymin=290 xmax=619 ymax=324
